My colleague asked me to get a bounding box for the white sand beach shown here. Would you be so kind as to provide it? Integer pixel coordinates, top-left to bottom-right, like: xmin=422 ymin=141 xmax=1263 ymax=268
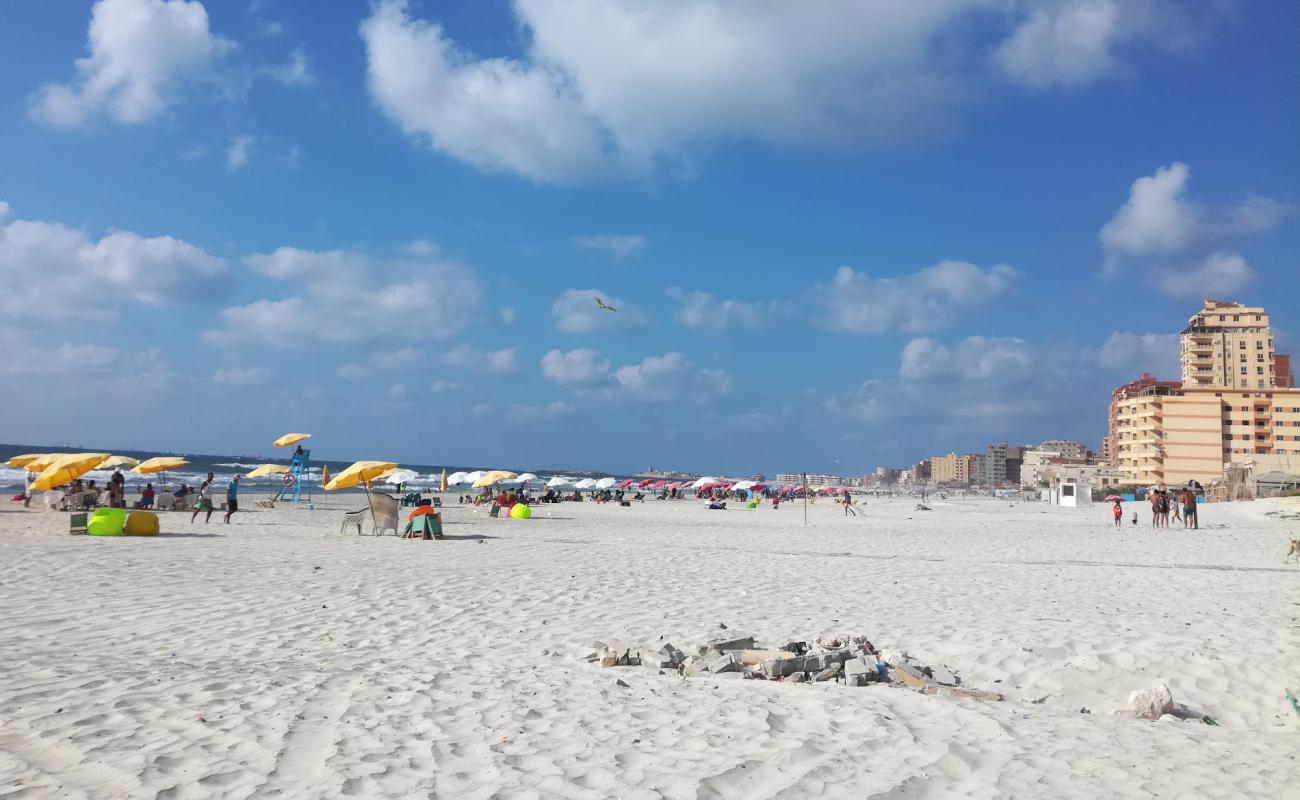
xmin=1 ymin=495 xmax=1298 ymax=799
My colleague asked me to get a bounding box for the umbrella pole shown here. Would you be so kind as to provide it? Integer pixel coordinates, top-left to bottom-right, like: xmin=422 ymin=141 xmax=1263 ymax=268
xmin=366 ymin=482 xmax=377 ymax=534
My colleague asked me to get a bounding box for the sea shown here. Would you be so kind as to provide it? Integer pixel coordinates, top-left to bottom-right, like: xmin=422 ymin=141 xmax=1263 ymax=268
xmin=0 ymin=443 xmax=615 ymax=494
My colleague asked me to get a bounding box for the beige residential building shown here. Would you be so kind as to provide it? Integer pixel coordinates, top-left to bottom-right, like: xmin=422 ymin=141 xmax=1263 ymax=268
xmin=1180 ymin=299 xmax=1276 ymax=390
xmin=929 ymin=453 xmax=958 ymax=483
xmin=1110 ymin=385 xmax=1300 ymax=485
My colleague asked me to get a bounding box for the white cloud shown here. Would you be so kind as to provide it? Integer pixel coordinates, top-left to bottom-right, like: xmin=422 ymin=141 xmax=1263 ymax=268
xmin=506 ymin=400 xmax=573 ymax=422
xmin=30 ymin=0 xmax=230 ymax=127
xmin=0 ymin=212 xmax=226 ymax=324
xmin=226 ymin=135 xmax=254 ymax=170
xmin=1100 ymin=162 xmax=1199 ymax=260
xmin=812 ymin=261 xmax=1016 ymax=335
xmin=607 ymin=352 xmax=730 ymax=403
xmin=337 ymin=348 xmax=422 ymax=380
xmin=441 ymin=344 xmax=520 ymax=374
xmin=471 ymin=402 xmax=491 ymax=418
xmin=551 ymin=288 xmax=646 ymax=333
xmin=0 ymin=201 xmax=10 ymax=219
xmin=266 ymin=47 xmax=314 ymax=87
xmin=1155 ymin=252 xmax=1254 ymax=298
xmin=0 ymin=328 xmax=119 ymax=377
xmin=994 ymin=0 xmax=1120 ymax=88
xmin=541 ymin=348 xmax=610 ymax=384
xmin=995 ymin=1 xmax=1224 ymax=89
xmin=667 ymin=288 xmax=766 ymax=330
xmin=359 ymin=0 xmax=617 ymax=183
xmin=213 ymin=366 xmax=267 ymax=385
xmin=573 ymin=234 xmax=646 ymax=260
xmin=499 ymin=306 xmax=516 ymax=325
xmin=1097 ymin=332 xmax=1179 ymax=373
xmin=206 ymin=246 xmax=482 ymax=347
xmin=360 ymin=1 xmax=1219 ymax=183
xmin=430 ymin=380 xmax=461 ymax=393
xmin=1099 ymin=163 xmax=1284 ymax=291
xmin=899 ymin=336 xmax=1033 ymax=381
xmin=385 ymin=383 xmax=407 ymax=402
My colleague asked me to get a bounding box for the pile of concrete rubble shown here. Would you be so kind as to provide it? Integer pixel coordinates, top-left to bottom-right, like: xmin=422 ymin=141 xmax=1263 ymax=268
xmin=588 ymin=633 xmax=1002 ymax=701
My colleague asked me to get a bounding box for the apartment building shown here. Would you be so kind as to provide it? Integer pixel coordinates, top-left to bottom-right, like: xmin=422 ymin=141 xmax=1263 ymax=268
xmin=1180 ymin=299 xmax=1276 ymax=390
xmin=1037 ymin=439 xmax=1089 ymax=460
xmin=1277 ymin=354 xmax=1295 ymax=388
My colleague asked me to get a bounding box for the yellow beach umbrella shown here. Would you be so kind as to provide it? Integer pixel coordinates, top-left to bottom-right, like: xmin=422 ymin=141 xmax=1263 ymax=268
xmin=6 ymin=453 xmax=50 ymax=469
xmin=132 ymin=457 xmax=190 ymax=475
xmin=323 ymin=461 xmax=397 ymax=491
xmin=97 ymin=455 xmax=140 ymax=469
xmin=321 ymin=464 xmax=331 ymax=486
xmin=30 ymin=453 xmax=111 ymax=492
xmin=473 ymin=470 xmax=517 ymax=488
xmin=273 ymin=433 xmax=311 ymax=448
xmin=246 ymin=464 xmax=291 ymax=479
xmin=440 ymin=468 xmax=448 ymax=493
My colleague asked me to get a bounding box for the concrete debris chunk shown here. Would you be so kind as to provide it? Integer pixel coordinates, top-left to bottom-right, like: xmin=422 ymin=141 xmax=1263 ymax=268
xmin=709 ymin=652 xmax=743 ymax=674
xmin=590 ymin=633 xmax=998 ymax=701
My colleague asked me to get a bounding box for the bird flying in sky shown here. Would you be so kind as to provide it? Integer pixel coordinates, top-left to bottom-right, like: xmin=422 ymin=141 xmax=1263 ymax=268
xmin=594 ymin=296 xmax=617 ymax=312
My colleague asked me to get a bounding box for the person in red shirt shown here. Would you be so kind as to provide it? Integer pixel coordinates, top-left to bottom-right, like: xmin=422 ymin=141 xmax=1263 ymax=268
xmin=1112 ymin=499 xmax=1123 ymax=527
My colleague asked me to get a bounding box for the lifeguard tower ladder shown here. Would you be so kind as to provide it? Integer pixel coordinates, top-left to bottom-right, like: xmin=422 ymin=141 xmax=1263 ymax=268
xmin=285 ymin=448 xmax=312 ymax=503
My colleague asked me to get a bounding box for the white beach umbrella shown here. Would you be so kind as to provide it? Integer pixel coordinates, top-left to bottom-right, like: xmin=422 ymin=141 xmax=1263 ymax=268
xmin=446 ymin=471 xmax=469 ymax=486
xmin=594 ymin=477 xmax=616 ymax=489
xmin=546 ymin=476 xmax=573 ymax=488
xmin=691 ymin=476 xmax=718 ymax=489
xmin=463 ymin=470 xmax=486 ymax=486
xmin=574 ymin=478 xmax=597 ymax=490
xmin=731 ymin=480 xmax=754 ymax=491
xmin=513 ymin=472 xmax=539 ymax=484
xmin=382 ymin=468 xmax=419 ymax=485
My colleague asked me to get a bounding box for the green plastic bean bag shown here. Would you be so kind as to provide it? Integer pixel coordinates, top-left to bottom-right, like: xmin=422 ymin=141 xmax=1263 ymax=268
xmin=509 ymin=503 xmax=532 ymax=519
xmin=87 ymin=507 xmax=127 ymax=536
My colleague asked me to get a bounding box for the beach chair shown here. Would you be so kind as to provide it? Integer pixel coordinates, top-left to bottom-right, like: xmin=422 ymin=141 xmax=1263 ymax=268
xmin=402 ymin=513 xmax=443 ymax=540
xmin=255 ymin=499 xmax=276 ymax=509
xmin=155 ymin=494 xmax=175 ymax=511
xmin=44 ymin=491 xmax=64 ymax=511
xmin=371 ymin=492 xmax=400 ymax=536
xmin=489 ymin=504 xmax=501 ymax=518
xmin=340 ymin=508 xmax=366 ymax=535
xmin=69 ymin=512 xmax=87 ymax=535
xmin=80 ymin=491 xmax=100 ymax=511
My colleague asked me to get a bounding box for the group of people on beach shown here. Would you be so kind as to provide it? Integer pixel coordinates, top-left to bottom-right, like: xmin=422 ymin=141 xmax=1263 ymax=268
xmin=1110 ymin=485 xmax=1199 ymax=529
xmin=189 ymin=472 xmax=240 ymax=524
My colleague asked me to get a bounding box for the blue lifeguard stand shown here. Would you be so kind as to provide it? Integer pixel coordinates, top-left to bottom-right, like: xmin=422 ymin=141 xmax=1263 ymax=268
xmin=285 ymin=448 xmax=312 ymax=503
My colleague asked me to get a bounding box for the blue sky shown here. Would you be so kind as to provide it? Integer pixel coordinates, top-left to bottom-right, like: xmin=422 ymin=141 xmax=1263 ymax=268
xmin=1 ymin=0 xmax=1296 ymax=475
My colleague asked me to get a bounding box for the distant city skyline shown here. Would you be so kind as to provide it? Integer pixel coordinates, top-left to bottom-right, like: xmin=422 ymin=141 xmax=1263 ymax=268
xmin=1 ymin=1 xmax=1297 ymax=476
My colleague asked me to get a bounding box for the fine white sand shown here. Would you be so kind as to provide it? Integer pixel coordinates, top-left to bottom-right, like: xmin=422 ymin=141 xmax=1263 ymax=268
xmin=1 ymin=494 xmax=1298 ymax=798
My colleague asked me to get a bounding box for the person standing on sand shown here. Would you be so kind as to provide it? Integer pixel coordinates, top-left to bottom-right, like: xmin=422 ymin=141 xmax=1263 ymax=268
xmin=1181 ymin=486 xmax=1198 ymax=529
xmin=224 ymin=475 xmax=239 ymax=523
xmin=1149 ymin=489 xmax=1162 ymax=528
xmin=192 ymin=473 xmax=215 ymax=523
xmin=1113 ymin=499 xmax=1123 ymax=527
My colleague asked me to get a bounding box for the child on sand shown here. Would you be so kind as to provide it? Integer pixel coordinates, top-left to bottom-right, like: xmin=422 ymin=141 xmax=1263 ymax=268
xmin=1112 ymin=499 xmax=1123 ymax=527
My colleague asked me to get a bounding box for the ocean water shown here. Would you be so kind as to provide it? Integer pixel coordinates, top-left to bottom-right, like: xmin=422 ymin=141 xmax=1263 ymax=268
xmin=0 ymin=443 xmax=613 ymax=493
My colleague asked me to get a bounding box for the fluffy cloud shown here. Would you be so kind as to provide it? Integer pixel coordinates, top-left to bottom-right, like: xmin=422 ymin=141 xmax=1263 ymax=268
xmin=213 ymin=366 xmax=267 ymax=385
xmin=337 ymin=348 xmax=422 ymax=380
xmin=0 ymin=211 xmax=226 ymax=324
xmin=994 ymin=0 xmax=1120 ymax=88
xmin=667 ymin=288 xmax=768 ymax=331
xmin=266 ymin=47 xmax=314 ymax=87
xmin=812 ymin=261 xmax=1016 ymax=335
xmin=506 ymin=401 xmax=573 ymax=422
xmin=609 ymin=352 xmax=730 ymax=402
xmin=573 ymin=234 xmax=646 ymax=260
xmin=899 ymin=336 xmax=1034 ymax=381
xmin=541 ymin=348 xmax=611 ymax=384
xmin=430 ymin=380 xmax=461 ymax=393
xmin=499 ymin=306 xmax=517 ymax=325
xmin=206 ymin=246 xmax=482 ymax=346
xmin=1099 ymin=162 xmax=1284 ymax=295
xmin=441 ymin=344 xmax=520 ymax=374
xmin=551 ymin=288 xmax=646 ymax=333
xmin=1097 ymin=332 xmax=1179 ymax=373
xmin=361 ymin=1 xmax=1219 ymax=182
xmin=30 ymin=0 xmax=229 ymax=127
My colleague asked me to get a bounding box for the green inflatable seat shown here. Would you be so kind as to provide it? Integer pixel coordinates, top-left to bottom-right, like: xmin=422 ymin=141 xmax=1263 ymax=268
xmin=87 ymin=507 xmax=127 ymax=537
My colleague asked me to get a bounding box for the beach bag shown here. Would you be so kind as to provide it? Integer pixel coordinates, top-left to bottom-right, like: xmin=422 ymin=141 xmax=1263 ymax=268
xmin=87 ymin=508 xmax=127 ymax=536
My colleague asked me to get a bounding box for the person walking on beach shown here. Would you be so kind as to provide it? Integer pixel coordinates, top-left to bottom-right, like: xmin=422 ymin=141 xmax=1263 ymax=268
xmin=1112 ymin=499 xmax=1123 ymax=528
xmin=1180 ymin=486 xmax=1198 ymax=529
xmin=192 ymin=473 xmax=215 ymax=523
xmin=842 ymin=489 xmax=857 ymax=516
xmin=224 ymin=475 xmax=240 ymax=523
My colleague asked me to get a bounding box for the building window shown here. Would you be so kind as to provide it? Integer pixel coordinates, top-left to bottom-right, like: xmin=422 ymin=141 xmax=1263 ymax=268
xmin=1240 ymin=367 xmax=1247 ymax=374
xmin=1239 ymin=340 xmax=1246 ymax=348
xmin=1257 ymin=367 xmax=1265 ymax=375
